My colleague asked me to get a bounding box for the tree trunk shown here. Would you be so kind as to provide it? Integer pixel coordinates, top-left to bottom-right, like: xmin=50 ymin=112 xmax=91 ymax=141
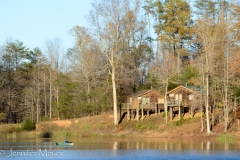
xmin=164 ymin=78 xmax=169 ymax=124
xmin=57 ymin=86 xmax=59 ymax=120
xmin=224 ymin=27 xmax=229 ymax=132
xmin=112 ymin=63 xmax=118 ymax=126
xmin=49 ymin=68 xmax=52 ymax=120
xmin=201 ymin=59 xmax=204 ymax=132
xmin=224 ymin=69 xmax=229 ymax=132
xmin=44 ymin=73 xmax=47 ymax=118
xmin=205 ymin=74 xmax=211 ymax=134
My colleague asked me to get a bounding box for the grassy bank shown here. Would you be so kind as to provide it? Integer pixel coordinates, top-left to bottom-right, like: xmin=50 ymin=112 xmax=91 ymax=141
xmin=0 ymin=112 xmax=239 ymax=141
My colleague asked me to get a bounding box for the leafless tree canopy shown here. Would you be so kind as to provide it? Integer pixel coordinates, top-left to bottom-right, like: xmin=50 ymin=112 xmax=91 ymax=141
xmin=0 ymin=0 xmax=239 ymax=132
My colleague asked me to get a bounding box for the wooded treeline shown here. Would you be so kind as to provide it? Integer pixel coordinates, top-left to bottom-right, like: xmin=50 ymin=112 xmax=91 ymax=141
xmin=0 ymin=0 xmax=240 ymax=133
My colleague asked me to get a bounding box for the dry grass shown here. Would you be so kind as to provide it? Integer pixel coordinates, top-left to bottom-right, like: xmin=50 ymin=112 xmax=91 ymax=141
xmin=0 ymin=123 xmax=22 ymax=133
xmin=0 ymin=111 xmax=240 ymax=139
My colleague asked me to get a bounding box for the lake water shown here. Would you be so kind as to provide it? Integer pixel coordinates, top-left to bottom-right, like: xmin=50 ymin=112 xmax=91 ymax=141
xmin=0 ymin=137 xmax=240 ymax=160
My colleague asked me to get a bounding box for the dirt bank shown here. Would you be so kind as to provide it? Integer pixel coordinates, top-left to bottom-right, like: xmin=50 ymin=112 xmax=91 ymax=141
xmin=34 ymin=112 xmax=240 ymax=140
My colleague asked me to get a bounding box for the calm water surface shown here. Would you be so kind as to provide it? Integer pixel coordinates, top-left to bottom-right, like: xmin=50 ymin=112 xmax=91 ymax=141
xmin=0 ymin=137 xmax=240 ymax=160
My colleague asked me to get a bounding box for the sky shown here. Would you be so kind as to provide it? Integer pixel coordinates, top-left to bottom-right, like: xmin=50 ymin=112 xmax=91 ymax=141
xmin=0 ymin=0 xmax=92 ymax=50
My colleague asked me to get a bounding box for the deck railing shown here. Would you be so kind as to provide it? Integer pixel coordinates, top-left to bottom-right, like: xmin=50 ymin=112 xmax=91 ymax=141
xmin=120 ymin=103 xmax=133 ymax=110
xmin=120 ymin=103 xmax=158 ymax=110
xmin=167 ymin=100 xmax=182 ymax=106
xmin=120 ymin=100 xmax=183 ymax=110
xmin=141 ymin=103 xmax=156 ymax=109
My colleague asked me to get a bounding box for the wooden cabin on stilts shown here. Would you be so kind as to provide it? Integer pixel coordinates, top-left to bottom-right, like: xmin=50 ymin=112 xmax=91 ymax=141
xmin=120 ymin=89 xmax=164 ymax=121
xmin=167 ymin=85 xmax=202 ymax=121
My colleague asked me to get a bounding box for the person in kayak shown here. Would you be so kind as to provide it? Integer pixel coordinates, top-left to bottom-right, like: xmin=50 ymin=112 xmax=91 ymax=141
xmin=65 ymin=138 xmax=69 ymax=143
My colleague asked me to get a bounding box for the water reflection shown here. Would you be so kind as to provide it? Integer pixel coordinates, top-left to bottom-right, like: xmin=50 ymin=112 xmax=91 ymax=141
xmin=0 ymin=138 xmax=240 ymax=160
xmin=101 ymin=138 xmax=240 ymax=151
xmin=0 ymin=137 xmax=240 ymax=151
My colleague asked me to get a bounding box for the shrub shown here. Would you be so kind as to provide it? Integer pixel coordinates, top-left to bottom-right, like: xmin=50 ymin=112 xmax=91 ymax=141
xmin=162 ymin=112 xmax=167 ymax=117
xmin=173 ymin=118 xmax=183 ymax=126
xmin=22 ymin=119 xmax=35 ymax=131
xmin=0 ymin=112 xmax=6 ymax=122
xmin=216 ymin=133 xmax=236 ymax=143
xmin=136 ymin=123 xmax=148 ymax=131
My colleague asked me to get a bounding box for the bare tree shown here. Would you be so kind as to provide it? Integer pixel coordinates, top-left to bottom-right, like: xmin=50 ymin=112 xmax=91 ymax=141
xmin=195 ymin=18 xmax=221 ymax=134
xmin=149 ymin=53 xmax=176 ymax=124
xmin=88 ymin=0 xmax=145 ymax=126
xmin=68 ymin=26 xmax=107 ymax=116
xmin=44 ymin=38 xmax=65 ymax=120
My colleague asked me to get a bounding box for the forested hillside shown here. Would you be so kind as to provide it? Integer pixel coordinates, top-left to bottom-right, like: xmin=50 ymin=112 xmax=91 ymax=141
xmin=0 ymin=0 xmax=239 ymax=134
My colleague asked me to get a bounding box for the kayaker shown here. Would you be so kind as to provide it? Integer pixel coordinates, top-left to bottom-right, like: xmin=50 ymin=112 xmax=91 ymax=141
xmin=65 ymin=138 xmax=69 ymax=143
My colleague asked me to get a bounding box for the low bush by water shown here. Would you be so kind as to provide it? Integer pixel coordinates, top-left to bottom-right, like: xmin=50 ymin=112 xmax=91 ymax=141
xmin=216 ymin=133 xmax=236 ymax=143
xmin=22 ymin=119 xmax=35 ymax=131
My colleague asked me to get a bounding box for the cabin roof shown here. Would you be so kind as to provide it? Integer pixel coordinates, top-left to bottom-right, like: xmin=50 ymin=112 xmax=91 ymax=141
xmin=127 ymin=89 xmax=163 ymax=97
xmin=167 ymin=85 xmax=202 ymax=95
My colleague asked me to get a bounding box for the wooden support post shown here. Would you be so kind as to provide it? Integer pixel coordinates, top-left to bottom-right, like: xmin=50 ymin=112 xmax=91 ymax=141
xmin=119 ymin=103 xmax=122 ymax=120
xmin=170 ymin=107 xmax=173 ymax=120
xmin=141 ymin=104 xmax=144 ymax=121
xmin=127 ymin=104 xmax=130 ymax=121
xmin=179 ymin=101 xmax=181 ymax=120
xmin=136 ymin=109 xmax=139 ymax=121
xmin=155 ymin=103 xmax=157 ymax=117
xmin=131 ymin=109 xmax=133 ymax=120
xmin=179 ymin=107 xmax=182 ymax=120
xmin=190 ymin=105 xmax=193 ymax=118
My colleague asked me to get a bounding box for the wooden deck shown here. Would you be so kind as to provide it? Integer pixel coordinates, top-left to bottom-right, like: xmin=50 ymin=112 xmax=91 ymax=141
xmin=120 ymin=100 xmax=189 ymax=121
xmin=167 ymin=100 xmax=186 ymax=106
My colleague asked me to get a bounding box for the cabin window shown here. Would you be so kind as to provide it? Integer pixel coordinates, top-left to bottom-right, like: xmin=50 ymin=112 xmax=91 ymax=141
xmin=189 ymin=95 xmax=194 ymax=100
xmin=169 ymin=94 xmax=174 ymax=97
xmin=158 ymin=98 xmax=164 ymax=104
xmin=175 ymin=94 xmax=182 ymax=100
xmin=142 ymin=98 xmax=150 ymax=105
xmin=130 ymin=98 xmax=133 ymax=103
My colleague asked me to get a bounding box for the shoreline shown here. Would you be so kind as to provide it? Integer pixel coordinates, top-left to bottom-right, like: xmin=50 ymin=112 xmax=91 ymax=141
xmin=0 ymin=113 xmax=239 ymax=141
